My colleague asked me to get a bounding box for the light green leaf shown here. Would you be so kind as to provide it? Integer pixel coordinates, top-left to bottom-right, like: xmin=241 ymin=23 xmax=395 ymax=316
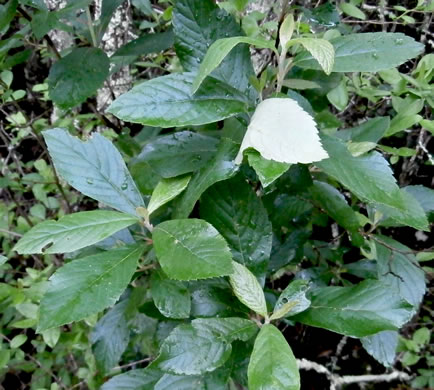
xmin=47 ymin=47 xmax=109 ymax=109
xmin=38 ymin=245 xmax=144 ymax=331
xmin=107 ymin=72 xmax=249 ymax=128
xmin=152 ymin=317 xmax=257 ymax=375
xmin=41 ymin=328 xmax=60 ymax=349
xmin=134 ymin=131 xmax=219 ymax=178
xmin=280 ymin=13 xmax=295 ymax=49
xmin=153 ymin=219 xmax=233 ymax=280
xmin=386 ymin=114 xmax=423 ymax=136
xmin=270 ymin=280 xmax=311 ymax=321
xmin=289 ymin=38 xmax=335 ymax=75
xmin=148 ymin=175 xmax=191 ymax=215
xmin=43 ymin=129 xmax=144 ymax=216
xmin=248 ymin=324 xmax=300 ymax=390
xmin=192 ymin=36 xmax=276 ymax=93
xmin=361 ymin=331 xmax=398 ymax=367
xmin=246 ymin=150 xmax=290 ymax=187
xmin=340 ymin=3 xmax=366 ymax=20
xmin=327 ymin=79 xmax=348 ymax=110
xmin=174 ymin=138 xmax=239 ymax=219
xmin=13 ymin=211 xmax=138 ymax=254
xmin=374 ymin=236 xmax=426 ymax=307
xmin=235 ymin=98 xmax=329 ymax=164
xmin=151 ymin=270 xmax=191 ymax=319
xmin=293 ymin=280 xmax=413 ymax=338
xmin=0 ymin=255 xmax=7 ymax=266
xmin=295 ymin=32 xmax=424 ymax=72
xmin=229 ymin=262 xmax=267 ymax=317
xmin=347 ymin=141 xmax=377 ymax=157
xmin=200 ymin=175 xmax=272 ymax=279
xmin=173 ymin=0 xmax=254 ymax=94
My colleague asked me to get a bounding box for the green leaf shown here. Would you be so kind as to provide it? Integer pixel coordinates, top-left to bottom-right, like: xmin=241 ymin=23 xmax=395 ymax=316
xmin=152 ymin=317 xmax=257 ymax=375
xmin=148 ymin=175 xmax=191 ymax=216
xmin=280 ymin=13 xmax=295 ymax=49
xmin=235 ymin=98 xmax=329 ymax=164
xmin=101 ymin=368 xmax=162 ymax=390
xmin=155 ymin=369 xmax=230 ymax=390
xmin=107 ymin=72 xmax=249 ymax=128
xmin=404 ymin=185 xmax=434 ymax=217
xmin=0 ymin=255 xmax=7 ymax=266
xmin=173 ymin=0 xmax=254 ymax=94
xmin=317 ymin=136 xmax=428 ymax=231
xmin=374 ymin=236 xmax=426 ymax=307
xmin=327 ymin=79 xmax=348 ymax=110
xmin=229 ymin=262 xmax=267 ymax=318
xmin=91 ymin=300 xmax=131 ymax=374
xmin=47 ymin=47 xmax=109 ymax=109
xmin=174 ymin=138 xmax=239 ymax=219
xmin=43 ymin=129 xmax=144 ymax=216
xmin=192 ymin=36 xmax=276 ymax=93
xmin=0 ymin=0 xmax=18 ymax=32
xmin=38 ymin=244 xmax=144 ymax=331
xmin=337 ymin=117 xmax=390 ymax=143
xmin=361 ymin=331 xmax=398 ymax=367
xmin=13 ymin=210 xmax=138 ymax=254
xmin=293 ymin=280 xmax=413 ymax=338
xmin=153 ymin=219 xmax=233 ymax=280
xmin=309 ymin=180 xmax=360 ymax=232
xmin=248 ymin=324 xmax=300 ymax=390
xmin=289 ymin=38 xmax=335 ymax=75
xmin=135 ymin=131 xmax=219 ymax=178
xmin=200 ymin=175 xmax=272 ymax=278
xmin=246 ymin=150 xmax=290 ymax=187
xmin=151 ymin=270 xmax=191 ymax=319
xmin=340 ymin=3 xmax=366 ymax=20
xmin=294 ymin=33 xmax=424 ymax=72
xmin=270 ymin=280 xmax=311 ymax=321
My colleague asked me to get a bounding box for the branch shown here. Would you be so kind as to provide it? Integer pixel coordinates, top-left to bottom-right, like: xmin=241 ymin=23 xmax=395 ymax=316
xmin=297 ymin=358 xmax=411 ymax=390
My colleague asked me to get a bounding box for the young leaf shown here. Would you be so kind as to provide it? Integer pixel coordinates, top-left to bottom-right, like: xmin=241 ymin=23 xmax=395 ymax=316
xmin=191 ymin=36 xmax=276 ymax=93
xmin=235 ymin=98 xmax=329 ymax=165
xmin=148 ymin=175 xmax=191 ymax=216
xmin=13 ymin=211 xmax=138 ymax=254
xmin=248 ymin=324 xmax=300 ymax=390
xmin=279 ymin=13 xmax=295 ymax=49
xmin=270 ymin=280 xmax=311 ymax=321
xmin=91 ymin=300 xmax=131 ymax=374
xmin=229 ymin=262 xmax=267 ymax=318
xmin=43 ymin=129 xmax=144 ymax=216
xmin=294 ymin=32 xmax=424 ymax=72
xmin=47 ymin=47 xmax=109 ymax=109
xmin=374 ymin=236 xmax=426 ymax=307
xmin=134 ymin=131 xmax=219 ymax=178
xmin=38 ymin=244 xmax=144 ymax=331
xmin=293 ymin=280 xmax=413 ymax=338
xmin=107 ymin=72 xmax=249 ymax=128
xmin=246 ymin=150 xmax=290 ymax=188
xmin=173 ymin=0 xmax=254 ymax=94
xmin=200 ymin=175 xmax=272 ymax=279
xmin=151 ymin=270 xmax=191 ymax=319
xmin=361 ymin=331 xmax=398 ymax=367
xmin=152 ymin=318 xmax=257 ymax=375
xmin=152 ymin=219 xmax=233 ymax=280
xmin=174 ymin=138 xmax=239 ymax=219
xmin=289 ymin=38 xmax=335 ymax=75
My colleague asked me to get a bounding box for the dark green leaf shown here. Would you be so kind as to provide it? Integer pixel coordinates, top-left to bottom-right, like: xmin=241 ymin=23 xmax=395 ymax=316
xmin=337 ymin=117 xmax=390 ymax=143
xmin=151 ymin=270 xmax=191 ymax=319
xmin=200 ymin=175 xmax=272 ymax=278
xmin=13 ymin=210 xmax=138 ymax=254
xmin=248 ymin=324 xmax=300 ymax=390
xmin=155 ymin=369 xmax=229 ymax=390
xmin=294 ymin=280 xmax=413 ymax=337
xmin=134 ymin=131 xmax=219 ymax=179
xmin=95 ymin=0 xmax=125 ymax=43
xmin=0 ymin=0 xmax=18 ymax=32
xmin=309 ymin=180 xmax=360 ymax=232
xmin=101 ymin=368 xmax=162 ymax=390
xmin=43 ymin=129 xmax=144 ymax=216
xmin=153 ymin=219 xmax=233 ymax=280
xmin=173 ymin=0 xmax=254 ymax=94
xmin=38 ymin=245 xmax=144 ymax=331
xmin=404 ymin=185 xmax=434 ymax=217
xmin=47 ymin=47 xmax=109 ymax=109
xmin=91 ymin=300 xmax=130 ymax=374
xmin=295 ymin=33 xmax=424 ymax=72
xmin=107 ymin=72 xmax=249 ymax=128
xmin=152 ymin=317 xmax=257 ymax=375
xmin=174 ymin=138 xmax=239 ymax=218
xmin=374 ymin=236 xmax=426 ymax=307
xmin=361 ymin=331 xmax=398 ymax=367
